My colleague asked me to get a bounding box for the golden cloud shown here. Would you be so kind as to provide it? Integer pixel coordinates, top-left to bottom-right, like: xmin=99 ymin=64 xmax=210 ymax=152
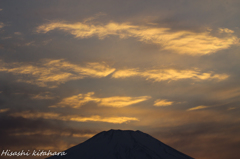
xmin=51 ymin=92 xmax=100 ymax=108
xmin=69 ymin=116 xmax=139 ymax=124
xmin=0 ymin=59 xmax=115 ymax=88
xmin=0 ymin=108 xmax=9 ymax=113
xmin=37 ymin=21 xmax=239 ymax=55
xmin=51 ymin=92 xmax=151 ymax=108
xmin=99 ymin=96 xmax=151 ymax=107
xmin=187 ymin=105 xmax=208 ymax=111
xmin=154 ymin=99 xmax=173 ymax=107
xmin=112 ymin=68 xmax=229 ymax=82
xmin=9 ymin=111 xmax=139 ymax=124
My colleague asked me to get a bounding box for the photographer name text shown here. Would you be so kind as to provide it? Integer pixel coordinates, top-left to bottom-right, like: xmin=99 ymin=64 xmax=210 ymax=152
xmin=1 ymin=149 xmax=67 ymax=157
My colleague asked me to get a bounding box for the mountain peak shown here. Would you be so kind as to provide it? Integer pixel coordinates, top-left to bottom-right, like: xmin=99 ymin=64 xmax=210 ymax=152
xmin=47 ymin=129 xmax=194 ymax=159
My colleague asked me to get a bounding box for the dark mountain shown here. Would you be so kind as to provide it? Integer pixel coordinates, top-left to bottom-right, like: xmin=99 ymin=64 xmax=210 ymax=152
xmin=47 ymin=129 xmax=194 ymax=159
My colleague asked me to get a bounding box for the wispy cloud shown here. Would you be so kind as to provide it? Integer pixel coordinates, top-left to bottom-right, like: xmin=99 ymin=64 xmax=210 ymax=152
xmin=0 ymin=59 xmax=115 ymax=88
xmin=51 ymin=92 xmax=151 ymax=108
xmin=112 ymin=68 xmax=229 ymax=82
xmin=31 ymin=92 xmax=55 ymax=100
xmin=0 ymin=22 xmax=5 ymax=29
xmin=14 ymin=32 xmax=23 ymax=35
xmin=10 ymin=130 xmax=94 ymax=138
xmin=187 ymin=105 xmax=208 ymax=111
xmin=228 ymin=107 xmax=236 ymax=111
xmin=37 ymin=21 xmax=239 ymax=55
xmin=99 ymin=95 xmax=151 ymax=107
xmin=219 ymin=28 xmax=234 ymax=34
xmin=154 ymin=99 xmax=173 ymax=106
xmin=9 ymin=111 xmax=139 ymax=124
xmin=0 ymin=108 xmax=10 ymax=113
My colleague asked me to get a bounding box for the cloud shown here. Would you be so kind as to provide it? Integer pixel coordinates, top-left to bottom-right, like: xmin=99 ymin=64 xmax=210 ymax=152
xmin=14 ymin=32 xmax=23 ymax=35
xmin=9 ymin=111 xmax=139 ymax=124
xmin=219 ymin=28 xmax=234 ymax=34
xmin=228 ymin=107 xmax=236 ymax=111
xmin=51 ymin=92 xmax=100 ymax=108
xmin=112 ymin=68 xmax=229 ymax=82
xmin=31 ymin=92 xmax=55 ymax=100
xmin=0 ymin=59 xmax=115 ymax=88
xmin=0 ymin=108 xmax=10 ymax=113
xmin=10 ymin=130 xmax=94 ymax=138
xmin=152 ymin=121 xmax=240 ymax=159
xmin=187 ymin=105 xmax=208 ymax=111
xmin=154 ymin=99 xmax=173 ymax=106
xmin=51 ymin=92 xmax=151 ymax=108
xmin=99 ymin=95 xmax=151 ymax=107
xmin=69 ymin=116 xmax=139 ymax=124
xmin=0 ymin=22 xmax=5 ymax=29
xmin=72 ymin=133 xmax=94 ymax=138
xmin=37 ymin=21 xmax=239 ymax=55
xmin=0 ymin=115 xmax=98 ymax=153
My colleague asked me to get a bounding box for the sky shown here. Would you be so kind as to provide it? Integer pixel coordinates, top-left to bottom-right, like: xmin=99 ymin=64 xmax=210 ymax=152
xmin=0 ymin=0 xmax=240 ymax=159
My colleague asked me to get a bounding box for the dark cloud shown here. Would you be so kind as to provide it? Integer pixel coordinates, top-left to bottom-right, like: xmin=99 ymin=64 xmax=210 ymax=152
xmin=0 ymin=115 xmax=99 ymax=159
xmin=151 ymin=122 xmax=240 ymax=159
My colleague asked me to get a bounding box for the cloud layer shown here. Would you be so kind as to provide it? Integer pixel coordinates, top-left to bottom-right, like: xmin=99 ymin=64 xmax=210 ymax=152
xmin=0 ymin=59 xmax=115 ymax=88
xmin=51 ymin=92 xmax=151 ymax=108
xmin=37 ymin=21 xmax=239 ymax=55
xmin=112 ymin=68 xmax=229 ymax=82
xmin=10 ymin=111 xmax=139 ymax=124
xmin=1 ymin=59 xmax=227 ymax=89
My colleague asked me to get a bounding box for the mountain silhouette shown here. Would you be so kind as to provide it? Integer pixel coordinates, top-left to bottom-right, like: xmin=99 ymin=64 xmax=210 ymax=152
xmin=47 ymin=129 xmax=194 ymax=159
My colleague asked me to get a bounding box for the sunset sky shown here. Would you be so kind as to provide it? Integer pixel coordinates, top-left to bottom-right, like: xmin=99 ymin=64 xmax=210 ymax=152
xmin=0 ymin=1 xmax=240 ymax=159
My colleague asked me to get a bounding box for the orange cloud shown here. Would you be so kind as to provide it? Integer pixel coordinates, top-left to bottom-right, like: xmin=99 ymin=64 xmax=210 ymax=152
xmin=0 ymin=59 xmax=115 ymax=88
xmin=51 ymin=92 xmax=151 ymax=108
xmin=154 ymin=99 xmax=173 ymax=107
xmin=9 ymin=111 xmax=139 ymax=124
xmin=0 ymin=108 xmax=9 ymax=113
xmin=68 ymin=115 xmax=139 ymax=124
xmin=187 ymin=105 xmax=208 ymax=111
xmin=37 ymin=21 xmax=239 ymax=55
xmin=112 ymin=68 xmax=228 ymax=82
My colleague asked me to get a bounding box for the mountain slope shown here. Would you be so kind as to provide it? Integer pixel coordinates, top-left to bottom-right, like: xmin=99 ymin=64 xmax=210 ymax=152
xmin=47 ymin=129 xmax=194 ymax=159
